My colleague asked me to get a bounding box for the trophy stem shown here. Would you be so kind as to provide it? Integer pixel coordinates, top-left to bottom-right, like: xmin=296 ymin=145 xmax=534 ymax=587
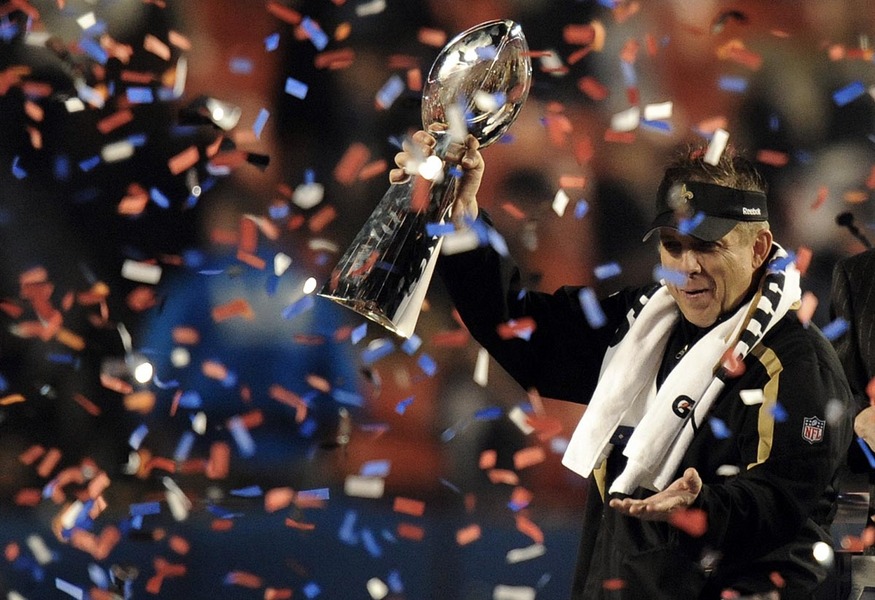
xmin=317 ymin=167 xmax=457 ymax=338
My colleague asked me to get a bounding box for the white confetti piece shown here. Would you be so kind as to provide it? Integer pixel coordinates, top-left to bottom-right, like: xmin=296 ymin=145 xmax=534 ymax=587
xmin=493 ymin=585 xmax=536 ymax=600
xmin=101 ymin=140 xmax=135 ymax=163
xmin=610 ymin=106 xmax=640 ymax=132
xmin=440 ymin=228 xmax=480 ymax=255
xmin=76 ymin=12 xmax=97 ymax=30
xmin=356 ymin=0 xmax=386 ymax=16
xmin=506 ymin=543 xmax=546 ymax=563
xmin=508 ymin=406 xmax=534 ymax=435
xmin=704 ymin=128 xmax=730 ymax=165
xmin=739 ymin=388 xmax=765 ymax=406
xmin=367 ymin=578 xmax=389 ymax=600
xmin=344 ymin=475 xmax=385 ymax=499
xmin=473 ymin=347 xmax=489 ymax=387
xmin=716 ymin=464 xmax=740 ymax=477
xmin=552 ymin=189 xmax=570 ymax=217
xmin=26 ymin=534 xmax=53 ymax=565
xmin=121 ymin=259 xmax=162 ymax=285
xmin=292 ymin=182 xmax=324 ymax=209
xmin=643 ymin=101 xmax=673 ymax=121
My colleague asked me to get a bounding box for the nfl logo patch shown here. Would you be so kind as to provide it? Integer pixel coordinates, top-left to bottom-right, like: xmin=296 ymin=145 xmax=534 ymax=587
xmin=802 ymin=416 xmax=825 ymax=444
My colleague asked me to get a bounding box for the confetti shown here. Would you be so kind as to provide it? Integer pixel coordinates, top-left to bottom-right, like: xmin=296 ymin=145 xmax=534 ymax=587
xmin=493 ymin=585 xmax=536 ymax=600
xmin=284 ymin=77 xmax=309 ymax=99
xmin=668 ymin=508 xmax=708 ymax=537
xmin=344 ymin=475 xmax=385 ymax=499
xmin=833 ymin=81 xmax=866 ymax=106
xmin=456 ymin=524 xmax=481 ymax=545
xmin=821 ymin=318 xmax=849 ymax=341
xmin=578 ymin=288 xmax=607 ymax=328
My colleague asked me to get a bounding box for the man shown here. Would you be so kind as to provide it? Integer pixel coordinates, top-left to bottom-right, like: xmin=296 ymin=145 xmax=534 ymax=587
xmin=391 ymin=131 xmax=854 ymax=599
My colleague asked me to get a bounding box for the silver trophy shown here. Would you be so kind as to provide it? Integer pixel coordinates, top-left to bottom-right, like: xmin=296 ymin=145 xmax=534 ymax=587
xmin=318 ymin=19 xmax=532 ymax=337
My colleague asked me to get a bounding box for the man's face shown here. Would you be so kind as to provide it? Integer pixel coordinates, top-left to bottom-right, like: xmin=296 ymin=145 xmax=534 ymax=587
xmin=658 ymin=227 xmax=762 ymax=328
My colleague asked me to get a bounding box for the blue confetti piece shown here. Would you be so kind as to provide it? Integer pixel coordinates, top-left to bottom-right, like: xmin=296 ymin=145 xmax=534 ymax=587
xmin=361 ymin=339 xmax=395 ymax=365
xmin=769 ymin=114 xmax=780 ymax=131
xmin=395 ymin=396 xmax=414 ymax=415
xmin=266 ymin=274 xmax=280 ymax=296
xmin=299 ymin=418 xmax=317 ymax=438
xmin=299 ymin=488 xmax=330 ymax=501
xmin=678 ymin=211 xmax=705 ymax=235
xmin=0 ymin=373 xmax=7 ymax=392
xmin=360 ymin=459 xmax=391 ymax=477
xmin=332 ymin=388 xmax=363 ymax=406
xmin=53 ymin=155 xmax=70 ymax=180
xmin=173 ymin=431 xmax=196 ymax=462
xmin=653 ymin=265 xmax=687 ymax=286
xmin=821 ymin=317 xmax=849 ymax=341
xmin=285 ymin=77 xmax=309 ymax=99
xmin=253 ymin=108 xmax=270 ymax=139
xmin=268 ymin=202 xmax=289 ymax=220
xmin=376 ymin=74 xmax=405 ymax=109
xmin=282 ymin=294 xmax=315 ymax=320
xmin=87 ymin=563 xmax=110 ymax=589
xmin=597 ymin=0 xmax=616 ymax=7
xmin=640 ymin=119 xmax=672 ymax=134
xmin=718 ymin=75 xmax=748 ymax=93
xmin=488 ymin=228 xmax=509 ymax=256
xmin=149 ymin=187 xmax=170 ymax=209
xmin=388 ymin=570 xmax=404 ymax=593
xmin=594 ymin=262 xmax=622 ymax=280
xmin=55 ymin=577 xmax=84 ymax=600
xmin=129 ymin=501 xmax=161 ymax=517
xmin=574 ymin=199 xmax=589 ymax=219
xmin=418 ymin=353 xmax=438 ymax=377
xmin=440 ymin=427 xmax=457 ymax=442
xmin=425 ymin=222 xmax=456 ymax=237
xmin=770 ymin=402 xmax=788 ymax=422
xmin=475 ymin=45 xmax=498 ymax=60
xmin=227 ymin=416 xmax=256 ymax=458
xmin=475 ymin=406 xmax=503 ymax=421
xmin=440 ymin=478 xmax=461 ymax=493
xmin=79 ymin=155 xmax=101 ymax=172
xmin=578 ymin=287 xmax=607 ymax=329
xmin=833 ymin=81 xmax=866 ymax=107
xmin=361 ymin=528 xmax=383 ymax=558
xmin=709 ymin=417 xmax=732 ymax=439
xmin=208 ymin=504 xmax=243 ymax=519
xmin=351 ymin=322 xmax=368 ymax=344
xmin=620 ymin=60 xmax=637 ymax=87
xmin=228 ymin=56 xmax=253 ymax=74
xmin=230 ymin=485 xmax=263 ymax=497
xmin=47 ymin=353 xmax=75 ymax=364
xmin=128 ymin=424 xmax=148 ymax=450
xmin=0 ymin=19 xmax=19 ymax=42
xmin=265 ymin=32 xmax=280 ymax=51
xmin=178 ymin=390 xmax=202 ymax=409
xmin=301 ymin=16 xmax=328 ymax=50
xmin=303 ymin=582 xmax=321 ymax=599
xmin=857 ymin=437 xmax=875 ymax=468
xmin=401 ymin=334 xmax=422 ymax=355
xmin=338 ymin=510 xmax=358 ymax=545
xmin=79 ymin=37 xmax=108 ymax=64
xmin=126 ymin=87 xmax=154 ymax=104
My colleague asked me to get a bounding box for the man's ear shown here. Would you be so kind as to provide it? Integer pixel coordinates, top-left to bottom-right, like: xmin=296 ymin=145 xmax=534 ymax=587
xmin=751 ymin=227 xmax=773 ymax=269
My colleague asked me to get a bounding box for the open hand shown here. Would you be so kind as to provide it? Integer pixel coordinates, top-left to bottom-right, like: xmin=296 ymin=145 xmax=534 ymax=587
xmin=608 ymin=468 xmax=703 ymax=521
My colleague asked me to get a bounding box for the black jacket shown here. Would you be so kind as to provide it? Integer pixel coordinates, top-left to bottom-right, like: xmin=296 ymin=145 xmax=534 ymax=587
xmin=437 ymin=237 xmax=853 ymax=599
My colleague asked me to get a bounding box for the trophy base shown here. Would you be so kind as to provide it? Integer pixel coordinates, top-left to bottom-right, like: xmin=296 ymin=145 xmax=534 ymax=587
xmin=317 ymin=293 xmax=406 ymax=337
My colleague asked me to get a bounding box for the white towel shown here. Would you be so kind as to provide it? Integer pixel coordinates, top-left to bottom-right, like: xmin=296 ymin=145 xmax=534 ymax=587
xmin=561 ymin=244 xmax=801 ymax=494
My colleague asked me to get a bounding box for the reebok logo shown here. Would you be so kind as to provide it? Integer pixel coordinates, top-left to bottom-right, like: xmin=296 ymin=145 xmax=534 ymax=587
xmin=742 ymin=207 xmax=762 ymax=216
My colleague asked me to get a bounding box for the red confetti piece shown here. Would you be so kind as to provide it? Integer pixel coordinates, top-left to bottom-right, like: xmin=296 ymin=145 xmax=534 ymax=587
xmin=269 ymin=384 xmax=308 ymax=422
xmin=796 ymin=246 xmax=812 ymax=275
xmin=417 ymin=27 xmax=446 ymax=47
xmin=211 ymin=298 xmax=255 ymax=322
xmin=479 ymin=449 xmax=497 ymax=470
xmin=285 ymin=518 xmax=316 ymax=531
xmin=306 ymin=374 xmax=331 ymax=393
xmin=604 ymin=129 xmax=636 ymax=144
xmin=226 ymin=571 xmax=262 ymax=588
xmin=168 ymin=145 xmax=199 ymax=175
xmin=487 ymin=469 xmax=520 ymax=485
xmin=308 ymin=205 xmax=337 ymax=232
xmin=36 ymin=447 xmax=62 ymax=478
xmin=123 ymin=391 xmax=156 ymax=414
xmin=496 ymin=317 xmax=536 ymax=340
xmin=456 ymin=524 xmax=481 ymax=545
xmin=393 ymin=497 xmax=426 ymax=517
xmin=602 ymin=578 xmax=626 ymax=591
xmin=769 ymin=571 xmax=785 ymax=589
xmin=357 ymin=158 xmax=387 ymax=181
xmin=334 ymin=142 xmax=370 ymax=185
xmin=206 ymin=442 xmax=231 ymax=479
xmin=0 ymin=394 xmax=25 ymax=405
xmin=843 ymin=190 xmax=868 ymax=204
xmin=578 ymin=76 xmax=609 ymax=101
xmin=97 ymin=109 xmax=134 ymax=134
xmin=169 ymin=535 xmax=190 ymax=555
xmin=559 ymin=175 xmax=587 ymax=188
xmin=14 ymin=488 xmax=41 ymax=506
xmin=237 ymin=251 xmax=266 ymax=270
xmin=515 ymin=514 xmax=544 ymax=544
xmin=668 ymin=508 xmax=708 ymax=537
xmin=314 ymin=48 xmax=356 ymax=70
xmin=265 ymin=589 xmax=294 ymax=600
xmin=756 ymin=149 xmax=789 ymax=167
xmin=810 ymin=186 xmax=829 ymax=211
xmin=510 ymin=487 xmax=533 ymax=509
xmin=430 ymin=329 xmax=470 ymax=347
xmin=397 ymin=523 xmax=425 ymax=541
xmin=407 ymin=68 xmax=422 ymax=92
xmin=513 ymin=446 xmax=546 ymax=470
xmin=501 ymin=202 xmax=527 ymax=220
xmin=796 ymin=291 xmax=818 ymax=326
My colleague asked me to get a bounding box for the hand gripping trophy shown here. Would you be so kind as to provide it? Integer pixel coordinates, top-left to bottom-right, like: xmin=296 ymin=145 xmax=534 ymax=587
xmin=319 ymin=20 xmax=532 ymax=338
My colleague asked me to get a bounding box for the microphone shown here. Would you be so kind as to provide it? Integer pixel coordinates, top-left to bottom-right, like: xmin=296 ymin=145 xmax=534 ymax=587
xmin=836 ymin=212 xmax=873 ymax=248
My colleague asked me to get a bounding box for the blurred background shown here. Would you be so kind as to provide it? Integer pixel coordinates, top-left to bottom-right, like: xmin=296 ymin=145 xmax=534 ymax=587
xmin=0 ymin=0 xmax=874 ymax=598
